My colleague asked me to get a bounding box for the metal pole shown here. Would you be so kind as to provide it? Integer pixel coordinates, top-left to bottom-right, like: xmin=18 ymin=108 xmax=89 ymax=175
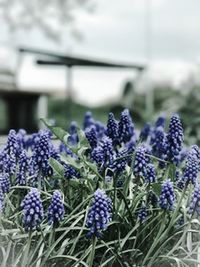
xmin=145 ymin=0 xmax=154 ymax=120
xmin=67 ymin=65 xmax=72 ymax=120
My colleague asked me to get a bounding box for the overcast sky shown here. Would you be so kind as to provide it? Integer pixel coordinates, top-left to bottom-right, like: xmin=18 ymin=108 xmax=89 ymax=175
xmin=1 ymin=0 xmax=200 ymax=105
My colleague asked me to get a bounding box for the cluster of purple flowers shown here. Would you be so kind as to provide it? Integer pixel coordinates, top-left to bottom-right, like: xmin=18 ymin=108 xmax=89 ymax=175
xmin=166 ymin=114 xmax=184 ymax=165
xmin=188 ymin=183 xmax=200 ymax=216
xmin=1 ymin=109 xmax=200 ymax=236
xmin=86 ymin=189 xmax=112 ymax=238
xmin=48 ymin=190 xmax=65 ymax=226
xmin=159 ymin=180 xmax=175 ymax=211
xmin=21 ymin=188 xmax=64 ymax=231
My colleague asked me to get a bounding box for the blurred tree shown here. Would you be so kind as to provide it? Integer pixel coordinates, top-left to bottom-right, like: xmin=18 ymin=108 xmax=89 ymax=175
xmin=0 ymin=0 xmax=94 ymax=42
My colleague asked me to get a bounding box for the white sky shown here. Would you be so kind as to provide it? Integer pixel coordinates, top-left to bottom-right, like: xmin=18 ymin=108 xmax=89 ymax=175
xmin=1 ymin=0 xmax=200 ymax=106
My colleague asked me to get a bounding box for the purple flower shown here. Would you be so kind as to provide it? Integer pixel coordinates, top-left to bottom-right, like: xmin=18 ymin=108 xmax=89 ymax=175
xmin=146 ymin=164 xmax=156 ymax=184
xmin=155 ymin=115 xmax=166 ymax=128
xmin=106 ymin=113 xmax=119 ymax=146
xmin=16 ymin=129 xmax=27 ymax=151
xmin=0 ymin=173 xmax=11 ymax=193
xmin=83 ymin=111 xmax=94 ymax=130
xmin=139 ymin=123 xmax=151 ymax=141
xmin=21 ymin=188 xmax=44 ymax=231
xmin=95 ymin=121 xmax=106 ymax=139
xmin=16 ymin=150 xmax=29 ymax=185
xmin=110 ymin=149 xmax=129 ymax=175
xmin=85 ymin=126 xmax=98 ymax=149
xmin=133 ymin=146 xmax=147 ymax=178
xmin=86 ymin=189 xmax=112 ymax=238
xmin=100 ymin=136 xmax=113 ymax=164
xmin=63 ymin=164 xmax=81 ymax=179
xmin=48 ymin=190 xmax=65 ymax=226
xmin=68 ymin=121 xmax=79 ymax=146
xmin=188 ymin=183 xmax=200 ymax=216
xmin=159 ymin=180 xmax=175 ymax=210
xmin=182 ymin=156 xmax=198 ymax=185
xmin=138 ymin=203 xmax=147 ymax=222
xmin=29 ymin=130 xmax=52 ymax=185
xmin=152 ymin=126 xmax=167 ymax=159
xmin=166 ymin=114 xmax=184 ymax=165
xmin=118 ymin=109 xmax=135 ymax=143
xmin=91 ymin=146 xmax=104 ymax=166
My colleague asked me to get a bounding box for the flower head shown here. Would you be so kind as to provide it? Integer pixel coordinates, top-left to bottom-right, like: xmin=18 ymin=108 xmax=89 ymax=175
xmin=137 ymin=203 xmax=147 ymax=223
xmin=167 ymin=114 xmax=184 ymax=165
xmin=140 ymin=123 xmax=151 ymax=141
xmin=83 ymin=111 xmax=94 ymax=130
xmin=85 ymin=126 xmax=98 ymax=149
xmin=16 ymin=150 xmax=29 ymax=185
xmin=0 ymin=173 xmax=10 ymax=193
xmin=48 ymin=190 xmax=65 ymax=226
xmin=188 ymin=183 xmax=200 ymax=216
xmin=133 ymin=146 xmax=147 ymax=178
xmin=21 ymin=188 xmax=44 ymax=231
xmin=106 ymin=112 xmax=119 ymax=146
xmin=86 ymin=189 xmax=112 ymax=238
xmin=155 ymin=115 xmax=166 ymax=128
xmin=146 ymin=163 xmax=156 ymax=184
xmin=118 ymin=109 xmax=134 ymax=143
xmin=159 ymin=180 xmax=175 ymax=210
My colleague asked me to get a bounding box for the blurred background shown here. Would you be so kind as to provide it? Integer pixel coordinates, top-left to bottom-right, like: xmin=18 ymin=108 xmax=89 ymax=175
xmin=0 ymin=0 xmax=199 ymax=144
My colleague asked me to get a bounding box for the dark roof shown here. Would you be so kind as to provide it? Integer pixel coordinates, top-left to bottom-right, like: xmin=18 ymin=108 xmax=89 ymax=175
xmin=19 ymin=47 xmax=146 ymax=71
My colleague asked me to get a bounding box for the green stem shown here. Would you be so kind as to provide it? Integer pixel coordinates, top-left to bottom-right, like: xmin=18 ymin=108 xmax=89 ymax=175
xmin=89 ymin=236 xmax=97 ymax=267
xmin=146 ymin=187 xmax=187 ymax=267
xmin=21 ymin=231 xmax=32 ymax=267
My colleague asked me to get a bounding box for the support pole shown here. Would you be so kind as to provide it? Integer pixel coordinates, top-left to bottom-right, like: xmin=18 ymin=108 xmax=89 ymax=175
xmin=67 ymin=65 xmax=73 ymax=121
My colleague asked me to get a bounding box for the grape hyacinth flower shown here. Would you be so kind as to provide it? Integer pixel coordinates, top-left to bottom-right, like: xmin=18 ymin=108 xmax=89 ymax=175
xmin=155 ymin=115 xmax=166 ymax=128
xmin=167 ymin=114 xmax=184 ymax=165
xmin=48 ymin=190 xmax=65 ymax=226
xmin=139 ymin=123 xmax=151 ymax=141
xmin=0 ymin=173 xmax=11 ymax=193
xmin=110 ymin=149 xmax=128 ymax=175
xmin=85 ymin=126 xmax=98 ymax=149
xmin=63 ymin=164 xmax=81 ymax=179
xmin=189 ymin=145 xmax=200 ymax=171
xmin=83 ymin=111 xmax=94 ymax=130
xmin=188 ymin=183 xmax=200 ymax=216
xmin=2 ymin=129 xmax=19 ymax=175
xmin=16 ymin=150 xmax=29 ymax=185
xmin=146 ymin=164 xmax=156 ymax=184
xmin=68 ymin=121 xmax=79 ymax=146
xmin=86 ymin=189 xmax=112 ymax=238
xmin=29 ymin=130 xmax=51 ymax=185
xmin=91 ymin=146 xmax=104 ymax=167
xmin=133 ymin=146 xmax=147 ymax=179
xmin=138 ymin=203 xmax=147 ymax=222
xmin=21 ymin=188 xmax=44 ymax=231
xmin=17 ymin=129 xmax=27 ymax=151
xmin=100 ymin=136 xmax=114 ymax=165
xmin=182 ymin=156 xmax=198 ymax=185
xmin=118 ymin=109 xmax=135 ymax=143
xmin=95 ymin=121 xmax=106 ymax=139
xmin=152 ymin=126 xmax=167 ymax=158
xmin=159 ymin=180 xmax=175 ymax=210
xmin=106 ymin=112 xmax=119 ymax=146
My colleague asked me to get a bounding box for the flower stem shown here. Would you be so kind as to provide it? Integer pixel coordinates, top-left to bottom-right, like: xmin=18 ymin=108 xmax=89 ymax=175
xmin=89 ymin=236 xmax=97 ymax=267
